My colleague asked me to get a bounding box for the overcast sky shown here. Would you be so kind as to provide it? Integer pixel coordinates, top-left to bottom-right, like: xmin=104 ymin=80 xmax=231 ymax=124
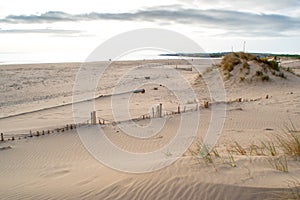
xmin=0 ymin=0 xmax=300 ymax=63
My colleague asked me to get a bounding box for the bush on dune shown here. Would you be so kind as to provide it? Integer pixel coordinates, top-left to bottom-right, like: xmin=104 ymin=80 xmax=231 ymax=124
xmin=221 ymin=53 xmax=241 ymax=72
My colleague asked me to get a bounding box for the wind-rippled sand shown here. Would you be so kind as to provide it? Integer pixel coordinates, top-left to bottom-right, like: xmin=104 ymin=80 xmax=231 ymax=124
xmin=0 ymin=59 xmax=300 ymax=199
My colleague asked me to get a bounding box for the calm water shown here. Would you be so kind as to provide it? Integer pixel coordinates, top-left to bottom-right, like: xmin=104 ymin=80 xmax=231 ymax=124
xmin=0 ymin=50 xmax=215 ymax=65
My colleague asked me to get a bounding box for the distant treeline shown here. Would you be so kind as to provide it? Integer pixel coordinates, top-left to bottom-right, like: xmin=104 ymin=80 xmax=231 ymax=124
xmin=160 ymin=52 xmax=300 ymax=59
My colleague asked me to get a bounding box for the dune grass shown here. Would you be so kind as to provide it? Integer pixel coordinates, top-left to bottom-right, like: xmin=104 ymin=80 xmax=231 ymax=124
xmin=189 ymin=122 xmax=299 ymax=174
xmin=268 ymin=155 xmax=289 ymax=172
xmin=220 ymin=52 xmax=291 ymax=82
xmin=189 ymin=141 xmax=217 ymax=171
xmin=276 ymin=123 xmax=300 ymax=160
xmin=221 ymin=53 xmax=241 ymax=72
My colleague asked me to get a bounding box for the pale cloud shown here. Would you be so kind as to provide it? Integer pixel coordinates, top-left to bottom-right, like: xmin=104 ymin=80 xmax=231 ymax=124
xmin=1 ymin=7 xmax=299 ymax=37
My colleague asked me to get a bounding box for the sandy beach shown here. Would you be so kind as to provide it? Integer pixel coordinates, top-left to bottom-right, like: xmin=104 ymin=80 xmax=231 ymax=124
xmin=0 ymin=56 xmax=300 ymax=199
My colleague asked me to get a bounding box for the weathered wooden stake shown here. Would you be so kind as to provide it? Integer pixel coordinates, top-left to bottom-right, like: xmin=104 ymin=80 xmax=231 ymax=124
xmin=159 ymin=103 xmax=163 ymax=118
xmin=178 ymin=106 xmax=181 ymax=114
xmin=152 ymin=107 xmax=155 ymax=118
xmin=36 ymin=131 xmax=40 ymax=137
xmin=204 ymin=101 xmax=209 ymax=108
xmin=42 ymin=130 xmax=45 ymax=135
xmin=91 ymin=111 xmax=97 ymax=125
xmin=1 ymin=133 xmax=4 ymax=142
xmin=66 ymin=124 xmax=69 ymax=130
xmin=29 ymin=130 xmax=33 ymax=137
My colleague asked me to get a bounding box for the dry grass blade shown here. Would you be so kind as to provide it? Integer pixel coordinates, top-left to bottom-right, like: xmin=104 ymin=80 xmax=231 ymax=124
xmin=233 ymin=141 xmax=247 ymax=155
xmin=227 ymin=150 xmax=237 ymax=167
xmin=268 ymin=155 xmax=289 ymax=172
xmin=276 ymin=122 xmax=300 ymax=159
xmin=189 ymin=141 xmax=218 ymax=171
xmin=261 ymin=141 xmax=278 ymax=156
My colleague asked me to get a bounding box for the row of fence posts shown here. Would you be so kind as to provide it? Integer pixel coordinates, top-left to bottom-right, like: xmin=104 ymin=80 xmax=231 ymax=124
xmin=89 ymin=101 xmax=211 ymax=125
xmin=0 ymin=123 xmax=82 ymax=142
xmin=0 ymin=101 xmax=212 ymax=142
xmin=150 ymin=101 xmax=210 ymax=119
xmin=0 ymin=96 xmax=267 ymax=142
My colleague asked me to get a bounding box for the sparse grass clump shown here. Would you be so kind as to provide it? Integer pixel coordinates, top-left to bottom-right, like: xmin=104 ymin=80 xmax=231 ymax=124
xmin=261 ymin=141 xmax=278 ymax=156
xmin=269 ymin=155 xmax=289 ymax=172
xmin=255 ymin=70 xmax=270 ymax=81
xmin=239 ymin=52 xmax=257 ymax=61
xmin=262 ymin=75 xmax=270 ymax=81
xmin=225 ymin=150 xmax=237 ymax=167
xmin=278 ymin=72 xmax=287 ymax=79
xmin=269 ymin=60 xmax=280 ymax=71
xmin=233 ymin=141 xmax=247 ymax=155
xmin=189 ymin=122 xmax=299 ymax=175
xmin=257 ymin=58 xmax=280 ymax=71
xmin=276 ymin=125 xmax=300 ymax=160
xmin=243 ymin=61 xmax=250 ymax=69
xmin=256 ymin=70 xmax=263 ymax=76
xmin=189 ymin=141 xmax=217 ymax=170
xmin=286 ymin=67 xmax=295 ymax=74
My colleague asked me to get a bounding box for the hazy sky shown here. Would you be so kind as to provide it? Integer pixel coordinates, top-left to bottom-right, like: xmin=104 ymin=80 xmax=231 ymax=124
xmin=0 ymin=0 xmax=300 ymax=63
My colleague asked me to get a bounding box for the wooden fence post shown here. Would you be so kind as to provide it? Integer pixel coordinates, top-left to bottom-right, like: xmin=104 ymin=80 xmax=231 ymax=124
xmin=91 ymin=111 xmax=97 ymax=125
xmin=152 ymin=107 xmax=155 ymax=118
xmin=204 ymin=101 xmax=209 ymax=108
xmin=1 ymin=133 xmax=4 ymax=142
xmin=159 ymin=103 xmax=163 ymax=118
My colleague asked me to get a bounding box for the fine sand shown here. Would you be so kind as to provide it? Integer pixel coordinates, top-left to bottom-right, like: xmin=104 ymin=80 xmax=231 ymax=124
xmin=0 ymin=58 xmax=300 ymax=199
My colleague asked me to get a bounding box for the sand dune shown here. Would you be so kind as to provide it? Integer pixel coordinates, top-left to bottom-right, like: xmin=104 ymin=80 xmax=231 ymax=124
xmin=0 ymin=58 xmax=300 ymax=199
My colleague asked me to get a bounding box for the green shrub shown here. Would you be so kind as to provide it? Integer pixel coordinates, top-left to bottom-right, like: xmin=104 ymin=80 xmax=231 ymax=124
xmin=243 ymin=61 xmax=249 ymax=69
xmin=269 ymin=60 xmax=280 ymax=71
xmin=278 ymin=72 xmax=287 ymax=79
xmin=257 ymin=58 xmax=280 ymax=71
xmin=262 ymin=75 xmax=270 ymax=81
xmin=256 ymin=70 xmax=263 ymax=76
xmin=239 ymin=52 xmax=256 ymax=61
